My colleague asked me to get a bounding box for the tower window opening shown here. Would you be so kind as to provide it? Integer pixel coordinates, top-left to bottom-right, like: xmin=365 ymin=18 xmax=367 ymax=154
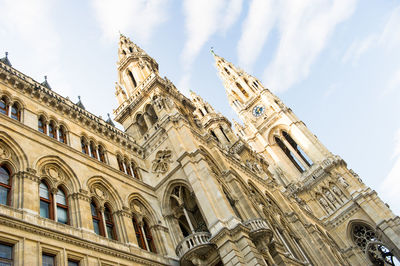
xmin=122 ymin=50 xmax=126 ymax=55
xmin=224 ymin=67 xmax=230 ymax=75
xmin=275 ymin=137 xmax=305 ymax=173
xmin=236 ymin=82 xmax=248 ymax=97
xmin=282 ymin=131 xmax=313 ymax=167
xmin=210 ymin=130 xmax=219 ymax=142
xmin=253 ymin=81 xmax=259 ymax=88
xmin=231 ymin=91 xmax=243 ymax=104
xmin=199 ymin=109 xmax=205 ymax=117
xmin=220 ymin=126 xmax=230 ymax=142
xmin=127 ymin=70 xmax=137 ymax=87
xmin=129 ymin=47 xmax=133 ymax=53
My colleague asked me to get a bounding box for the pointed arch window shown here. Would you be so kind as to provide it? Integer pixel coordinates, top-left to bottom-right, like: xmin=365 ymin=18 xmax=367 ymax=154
xmin=223 ymin=187 xmax=242 ymax=220
xmin=224 ymin=67 xmax=230 ymax=75
xmin=131 ymin=162 xmax=139 ymax=179
xmin=143 ymin=220 xmax=157 ymax=253
xmin=0 ymin=165 xmax=12 ymax=206
xmin=38 ymin=116 xmax=46 ymax=134
xmin=56 ymin=187 xmax=68 ymax=224
xmin=48 ymin=121 xmax=57 ymax=139
xmin=275 ymin=137 xmax=305 ymax=172
xmin=117 ymin=156 xmax=125 ymax=172
xmin=58 ymin=125 xmax=67 ymax=144
xmin=81 ymin=137 xmax=88 ymax=154
xmin=210 ymin=130 xmax=219 ymax=142
xmin=282 ymin=131 xmax=313 ymax=167
xmin=104 ymin=205 xmax=117 ymax=240
xmin=132 ymin=216 xmax=146 ymax=249
xmin=89 ymin=141 xmax=97 ymax=159
xmin=0 ymin=97 xmax=8 ymax=115
xmin=236 ymin=82 xmax=248 ymax=97
xmin=39 ymin=181 xmax=53 ymax=219
xmin=10 ymin=103 xmax=20 ymax=121
xmin=91 ymin=201 xmax=105 ymax=237
xmin=127 ymin=70 xmax=137 ymax=87
xmin=220 ymin=126 xmax=230 ymax=142
xmin=137 ymin=114 xmax=148 ymax=135
xmin=98 ymin=145 xmax=106 ymax=163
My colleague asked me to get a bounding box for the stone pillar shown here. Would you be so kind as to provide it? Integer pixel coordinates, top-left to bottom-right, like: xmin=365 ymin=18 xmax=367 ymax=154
xmin=70 ymin=190 xmax=92 ymax=231
xmin=114 ymin=209 xmax=138 ymax=246
xmin=15 ymin=169 xmax=40 ymax=213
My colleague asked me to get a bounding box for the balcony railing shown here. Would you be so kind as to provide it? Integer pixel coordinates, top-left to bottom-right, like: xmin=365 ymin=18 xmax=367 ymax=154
xmin=176 ymin=232 xmax=212 ymax=258
xmin=244 ymin=218 xmax=273 ymax=242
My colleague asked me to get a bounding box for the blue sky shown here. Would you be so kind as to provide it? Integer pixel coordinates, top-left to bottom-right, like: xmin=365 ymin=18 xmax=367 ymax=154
xmin=1 ymin=0 xmax=399 ymax=214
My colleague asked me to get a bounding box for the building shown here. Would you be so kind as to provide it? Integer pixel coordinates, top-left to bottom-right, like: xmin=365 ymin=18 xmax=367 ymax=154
xmin=0 ymin=34 xmax=399 ymax=265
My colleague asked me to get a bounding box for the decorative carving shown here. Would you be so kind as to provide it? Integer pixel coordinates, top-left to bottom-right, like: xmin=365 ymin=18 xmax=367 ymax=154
xmin=246 ymin=159 xmax=262 ymax=174
xmin=324 ymin=189 xmax=336 ymax=203
xmin=318 ymin=196 xmax=330 ymax=212
xmin=90 ymin=184 xmax=109 ymax=201
xmin=42 ymin=164 xmax=65 ymax=182
xmin=337 ymin=175 xmax=349 ymax=188
xmin=331 ymin=185 xmax=342 ymax=196
xmin=0 ymin=142 xmax=10 ymax=160
xmin=151 ymin=149 xmax=172 ymax=175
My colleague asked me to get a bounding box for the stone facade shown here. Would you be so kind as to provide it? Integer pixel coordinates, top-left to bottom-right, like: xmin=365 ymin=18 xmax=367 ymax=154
xmin=0 ymin=35 xmax=398 ymax=265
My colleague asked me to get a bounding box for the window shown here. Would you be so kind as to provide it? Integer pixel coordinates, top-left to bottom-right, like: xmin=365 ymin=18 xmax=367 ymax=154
xmin=68 ymin=260 xmax=79 ymax=266
xmin=0 ymin=165 xmax=12 ymax=206
xmin=282 ymin=131 xmax=313 ymax=167
xmin=104 ymin=205 xmax=116 ymax=240
xmin=0 ymin=97 xmax=8 ymax=115
xmin=220 ymin=126 xmax=230 ymax=142
xmin=143 ymin=220 xmax=156 ymax=253
xmin=125 ymin=161 xmax=132 ymax=176
xmin=127 ymin=70 xmax=137 ymax=87
xmin=117 ymin=157 xmax=125 ymax=172
xmin=91 ymin=201 xmax=105 ymax=237
xmin=131 ymin=163 xmax=139 ymax=179
xmin=58 ymin=126 xmax=67 ymax=144
xmin=89 ymin=142 xmax=97 ymax=159
xmin=38 ymin=116 xmax=46 ymax=134
xmin=42 ymin=253 xmax=55 ymax=266
xmin=210 ymin=130 xmax=219 ymax=142
xmin=56 ymin=188 xmax=68 ymax=224
xmin=10 ymin=103 xmax=20 ymax=121
xmin=40 ymin=181 xmax=53 ymax=219
xmin=48 ymin=122 xmax=57 ymax=139
xmin=98 ymin=146 xmax=106 ymax=163
xmin=81 ymin=138 xmax=88 ymax=154
xmin=132 ymin=216 xmax=146 ymax=249
xmin=275 ymin=137 xmax=305 ymax=173
xmin=236 ymin=82 xmax=248 ymax=97
xmin=0 ymin=242 xmax=13 ymax=265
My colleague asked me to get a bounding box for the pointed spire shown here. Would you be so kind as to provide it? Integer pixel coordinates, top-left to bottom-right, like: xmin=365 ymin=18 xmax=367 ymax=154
xmin=41 ymin=75 xmax=52 ymax=90
xmin=106 ymin=113 xmax=115 ymax=126
xmin=76 ymin=96 xmax=85 ymax=110
xmin=0 ymin=52 xmax=12 ymax=67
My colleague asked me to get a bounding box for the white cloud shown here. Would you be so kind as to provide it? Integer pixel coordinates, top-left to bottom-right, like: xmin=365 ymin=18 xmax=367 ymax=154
xmin=181 ymin=0 xmax=243 ymax=67
xmin=237 ymin=0 xmax=276 ymax=70
xmin=343 ymin=5 xmax=400 ymax=64
xmin=91 ymin=0 xmax=169 ymax=43
xmin=261 ymin=0 xmax=357 ymax=92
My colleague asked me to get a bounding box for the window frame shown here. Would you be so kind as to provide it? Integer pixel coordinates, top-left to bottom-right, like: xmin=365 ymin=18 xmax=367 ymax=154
xmin=143 ymin=220 xmax=156 ymax=253
xmin=48 ymin=121 xmax=57 ymax=140
xmin=10 ymin=103 xmax=20 ymax=121
xmin=38 ymin=116 xmax=47 ymax=134
xmin=0 ymin=165 xmax=12 ymax=206
xmin=58 ymin=125 xmax=67 ymax=144
xmin=39 ymin=181 xmax=54 ymax=220
xmin=132 ymin=216 xmax=146 ymax=249
xmin=104 ymin=205 xmax=117 ymax=240
xmin=0 ymin=242 xmax=13 ymax=265
xmin=55 ymin=187 xmax=69 ymax=225
xmin=91 ymin=201 xmax=105 ymax=237
xmin=81 ymin=138 xmax=88 ymax=154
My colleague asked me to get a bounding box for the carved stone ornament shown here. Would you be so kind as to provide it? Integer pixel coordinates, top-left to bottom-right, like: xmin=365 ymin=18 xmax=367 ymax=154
xmin=0 ymin=143 xmax=10 ymax=160
xmin=42 ymin=164 xmax=65 ymax=181
xmin=246 ymin=159 xmax=262 ymax=174
xmin=152 ymin=149 xmax=172 ymax=175
xmin=337 ymin=175 xmax=349 ymax=188
xmin=90 ymin=184 xmax=108 ymax=200
xmin=331 ymin=185 xmax=342 ymax=196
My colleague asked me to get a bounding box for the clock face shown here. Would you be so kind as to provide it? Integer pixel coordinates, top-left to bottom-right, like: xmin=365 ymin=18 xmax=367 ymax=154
xmin=252 ymin=105 xmax=265 ymax=117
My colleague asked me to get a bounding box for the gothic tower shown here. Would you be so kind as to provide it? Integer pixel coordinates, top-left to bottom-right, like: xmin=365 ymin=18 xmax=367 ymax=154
xmin=214 ymin=51 xmax=400 ymax=265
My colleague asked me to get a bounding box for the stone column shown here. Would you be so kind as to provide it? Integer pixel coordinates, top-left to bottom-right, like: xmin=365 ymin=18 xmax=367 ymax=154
xmin=70 ymin=190 xmax=92 ymax=231
xmin=15 ymin=169 xmax=40 ymax=213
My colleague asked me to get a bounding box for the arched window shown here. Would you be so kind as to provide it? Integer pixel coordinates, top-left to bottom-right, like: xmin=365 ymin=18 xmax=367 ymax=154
xmin=91 ymin=201 xmax=105 ymax=237
xmin=122 ymin=50 xmax=126 ymax=55
xmin=0 ymin=97 xmax=8 ymax=115
xmin=143 ymin=220 xmax=156 ymax=253
xmin=39 ymin=181 xmax=53 ymax=219
xmin=224 ymin=67 xmax=230 ymax=75
xmin=58 ymin=125 xmax=67 ymax=144
xmin=145 ymin=105 xmax=158 ymax=125
xmin=98 ymin=145 xmax=106 ymax=163
xmin=0 ymin=165 xmax=12 ymax=205
xmin=210 ymin=130 xmax=219 ymax=142
xmin=127 ymin=70 xmax=137 ymax=87
xmin=220 ymin=126 xmax=230 ymax=142
xmin=131 ymin=162 xmax=139 ymax=179
xmin=223 ymin=187 xmax=242 ymax=220
xmin=10 ymin=103 xmax=20 ymax=121
xmin=129 ymin=47 xmax=133 ymax=53
xmin=125 ymin=160 xmax=132 ymax=176
xmin=275 ymin=136 xmax=305 ymax=172
xmin=48 ymin=121 xmax=57 ymax=139
xmin=236 ymin=82 xmax=248 ymax=97
xmin=81 ymin=137 xmax=88 ymax=154
xmin=104 ymin=205 xmax=117 ymax=240
xmin=38 ymin=116 xmax=46 ymax=134
xmin=89 ymin=141 xmax=97 ymax=159
xmin=56 ymin=187 xmax=68 ymax=224
xmin=137 ymin=114 xmax=148 ymax=135
xmin=132 ymin=216 xmax=146 ymax=249
xmin=282 ymin=131 xmax=313 ymax=167
xmin=117 ymin=156 xmax=125 ymax=172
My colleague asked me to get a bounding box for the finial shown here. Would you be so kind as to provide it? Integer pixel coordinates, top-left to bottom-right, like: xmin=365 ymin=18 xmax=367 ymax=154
xmin=78 ymin=95 xmax=81 ymax=100
xmin=210 ymin=47 xmax=216 ymax=56
xmin=5 ymin=52 xmax=8 ymax=58
xmin=44 ymin=75 xmax=47 ymax=81
xmin=107 ymin=113 xmax=111 ymax=118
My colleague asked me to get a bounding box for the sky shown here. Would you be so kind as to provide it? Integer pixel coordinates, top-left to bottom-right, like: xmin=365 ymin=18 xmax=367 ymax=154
xmin=0 ymin=0 xmax=399 ymax=215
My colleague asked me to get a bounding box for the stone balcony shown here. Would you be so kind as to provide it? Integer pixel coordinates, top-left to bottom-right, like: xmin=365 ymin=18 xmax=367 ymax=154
xmin=175 ymin=232 xmax=214 ymax=263
xmin=244 ymin=218 xmax=273 ymax=243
